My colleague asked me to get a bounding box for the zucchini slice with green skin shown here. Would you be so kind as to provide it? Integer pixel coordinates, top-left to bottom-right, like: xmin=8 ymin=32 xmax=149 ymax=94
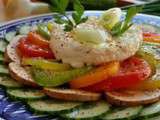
xmin=0 ymin=40 xmax=8 ymax=53
xmin=0 ymin=76 xmax=22 ymax=88
xmin=28 ymin=99 xmax=82 ymax=114
xmin=19 ymin=25 xmax=31 ymax=35
xmin=0 ymin=65 xmax=9 ymax=75
xmin=102 ymin=106 xmax=142 ymax=120
xmin=139 ymin=101 xmax=160 ymax=118
xmin=7 ymin=88 xmax=46 ymax=101
xmin=61 ymin=101 xmax=110 ymax=120
xmin=5 ymin=31 xmax=16 ymax=42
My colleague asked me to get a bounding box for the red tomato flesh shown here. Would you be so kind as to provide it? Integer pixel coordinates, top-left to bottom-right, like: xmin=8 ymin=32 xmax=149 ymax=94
xmin=143 ymin=33 xmax=160 ymax=37
xmin=83 ymin=57 xmax=151 ymax=92
xmin=143 ymin=32 xmax=160 ymax=43
xmin=17 ymin=37 xmax=54 ymax=59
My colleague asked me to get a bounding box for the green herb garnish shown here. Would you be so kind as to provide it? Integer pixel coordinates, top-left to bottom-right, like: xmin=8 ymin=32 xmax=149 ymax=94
xmin=50 ymin=0 xmax=88 ymax=31
xmin=111 ymin=6 xmax=143 ymax=36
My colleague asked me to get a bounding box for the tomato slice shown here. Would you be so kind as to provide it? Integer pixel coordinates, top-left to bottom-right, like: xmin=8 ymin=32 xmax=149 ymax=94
xmin=143 ymin=33 xmax=160 ymax=37
xmin=27 ymin=32 xmax=49 ymax=48
xmin=70 ymin=61 xmax=120 ymax=89
xmin=83 ymin=57 xmax=151 ymax=92
xmin=128 ymin=80 xmax=160 ymax=90
xmin=143 ymin=32 xmax=160 ymax=43
xmin=18 ymin=37 xmax=54 ymax=59
xmin=129 ymin=65 xmax=160 ymax=90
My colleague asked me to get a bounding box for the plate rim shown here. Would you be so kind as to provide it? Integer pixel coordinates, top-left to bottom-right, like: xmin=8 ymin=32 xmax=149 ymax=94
xmin=1 ymin=10 xmax=160 ymax=27
xmin=0 ymin=10 xmax=160 ymax=120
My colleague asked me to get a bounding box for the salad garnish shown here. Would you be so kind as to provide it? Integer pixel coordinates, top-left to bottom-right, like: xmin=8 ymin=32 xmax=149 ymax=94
xmin=50 ymin=0 xmax=143 ymax=39
xmin=50 ymin=0 xmax=142 ymax=36
xmin=111 ymin=6 xmax=143 ymax=36
xmin=50 ymin=0 xmax=88 ymax=31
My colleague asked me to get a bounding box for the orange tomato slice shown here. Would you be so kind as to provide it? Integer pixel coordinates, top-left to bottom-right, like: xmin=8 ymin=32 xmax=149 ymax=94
xmin=70 ymin=61 xmax=120 ymax=89
xmin=83 ymin=57 xmax=151 ymax=92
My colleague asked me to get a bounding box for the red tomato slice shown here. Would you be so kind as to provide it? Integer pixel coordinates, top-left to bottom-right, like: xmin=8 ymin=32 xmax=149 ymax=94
xmin=83 ymin=57 xmax=151 ymax=92
xmin=17 ymin=37 xmax=54 ymax=59
xmin=143 ymin=32 xmax=160 ymax=43
xmin=143 ymin=33 xmax=160 ymax=37
xmin=27 ymin=32 xmax=49 ymax=48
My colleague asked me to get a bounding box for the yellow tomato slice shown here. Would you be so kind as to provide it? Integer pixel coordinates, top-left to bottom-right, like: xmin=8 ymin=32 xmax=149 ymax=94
xmin=130 ymin=66 xmax=160 ymax=90
xmin=129 ymin=80 xmax=160 ymax=90
xmin=22 ymin=58 xmax=71 ymax=71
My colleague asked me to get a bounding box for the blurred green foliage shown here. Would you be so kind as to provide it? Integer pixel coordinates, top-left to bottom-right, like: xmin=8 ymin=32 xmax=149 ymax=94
xmin=71 ymin=0 xmax=117 ymax=9
xmin=122 ymin=0 xmax=160 ymax=16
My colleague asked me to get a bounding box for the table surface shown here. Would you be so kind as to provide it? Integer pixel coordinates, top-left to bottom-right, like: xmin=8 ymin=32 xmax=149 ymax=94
xmin=0 ymin=0 xmax=133 ymax=24
xmin=0 ymin=0 xmax=7 ymax=23
xmin=1 ymin=0 xmax=159 ymax=24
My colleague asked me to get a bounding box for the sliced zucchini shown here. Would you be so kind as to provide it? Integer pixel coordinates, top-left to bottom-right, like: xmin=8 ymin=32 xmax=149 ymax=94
xmin=7 ymin=88 xmax=46 ymax=101
xmin=0 ymin=76 xmax=22 ymax=88
xmin=62 ymin=101 xmax=110 ymax=120
xmin=19 ymin=25 xmax=31 ymax=35
xmin=102 ymin=106 xmax=142 ymax=120
xmin=139 ymin=101 xmax=160 ymax=118
xmin=0 ymin=40 xmax=7 ymax=53
xmin=5 ymin=31 xmax=16 ymax=42
xmin=28 ymin=99 xmax=82 ymax=114
xmin=0 ymin=65 xmax=9 ymax=74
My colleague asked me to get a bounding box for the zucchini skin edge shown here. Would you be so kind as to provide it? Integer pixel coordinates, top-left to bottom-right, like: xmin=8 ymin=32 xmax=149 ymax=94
xmin=27 ymin=101 xmax=83 ymax=116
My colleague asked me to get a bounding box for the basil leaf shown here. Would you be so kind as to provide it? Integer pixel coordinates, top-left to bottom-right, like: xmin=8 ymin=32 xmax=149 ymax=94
xmin=50 ymin=0 xmax=69 ymax=14
xmin=111 ymin=6 xmax=143 ymax=36
xmin=74 ymin=0 xmax=84 ymax=16
xmin=50 ymin=0 xmax=88 ymax=31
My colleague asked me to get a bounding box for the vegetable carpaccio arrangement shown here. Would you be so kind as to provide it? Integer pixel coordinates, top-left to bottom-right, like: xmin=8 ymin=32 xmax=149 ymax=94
xmin=1 ymin=0 xmax=160 ymax=120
